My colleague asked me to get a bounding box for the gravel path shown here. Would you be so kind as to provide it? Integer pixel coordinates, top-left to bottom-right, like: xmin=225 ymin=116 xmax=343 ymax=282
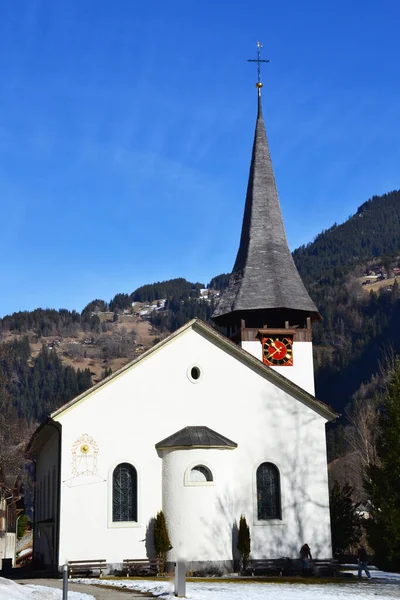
xmin=19 ymin=579 xmax=154 ymax=599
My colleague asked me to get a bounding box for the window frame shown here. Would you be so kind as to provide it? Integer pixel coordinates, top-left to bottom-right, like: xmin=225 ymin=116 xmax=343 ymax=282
xmin=187 ymin=364 xmax=203 ymax=384
xmin=184 ymin=461 xmax=215 ymax=487
xmin=253 ymin=460 xmax=285 ymax=526
xmin=108 ymin=462 xmax=140 ymax=528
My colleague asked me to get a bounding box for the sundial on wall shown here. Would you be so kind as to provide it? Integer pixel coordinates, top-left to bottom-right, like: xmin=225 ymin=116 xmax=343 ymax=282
xmin=63 ymin=433 xmax=105 ymax=487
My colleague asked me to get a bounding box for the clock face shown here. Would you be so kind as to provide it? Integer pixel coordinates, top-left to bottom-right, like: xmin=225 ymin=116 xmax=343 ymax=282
xmin=262 ymin=336 xmax=293 ymax=366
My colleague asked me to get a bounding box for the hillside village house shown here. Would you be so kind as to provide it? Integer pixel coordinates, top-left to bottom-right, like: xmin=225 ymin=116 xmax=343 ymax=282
xmin=0 ymin=484 xmax=23 ymax=568
xmin=27 ymin=77 xmax=336 ymax=573
xmin=0 ymin=495 xmax=16 ymax=567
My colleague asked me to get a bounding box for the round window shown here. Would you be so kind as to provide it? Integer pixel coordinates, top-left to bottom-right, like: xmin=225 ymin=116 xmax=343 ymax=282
xmin=187 ymin=365 xmax=202 ymax=383
xmin=191 ymin=366 xmax=201 ymax=380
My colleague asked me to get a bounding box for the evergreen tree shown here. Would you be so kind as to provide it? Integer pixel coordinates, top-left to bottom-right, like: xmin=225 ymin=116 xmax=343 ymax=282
xmin=153 ymin=510 xmax=172 ymax=573
xmin=0 ymin=340 xmax=93 ymax=423
xmin=364 ymin=359 xmax=400 ymax=570
xmin=109 ymin=293 xmax=131 ymax=312
xmin=329 ymin=482 xmax=361 ymax=556
xmin=17 ymin=513 xmax=29 ymax=539
xmin=207 ymin=273 xmax=230 ymax=290
xmin=237 ymin=515 xmax=251 ymax=571
xmin=131 ymin=278 xmax=204 ymax=303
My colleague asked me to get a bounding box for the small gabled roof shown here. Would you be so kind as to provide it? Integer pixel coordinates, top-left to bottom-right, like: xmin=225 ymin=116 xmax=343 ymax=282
xmin=48 ymin=318 xmax=337 ymax=422
xmin=155 ymin=426 xmax=237 ymax=450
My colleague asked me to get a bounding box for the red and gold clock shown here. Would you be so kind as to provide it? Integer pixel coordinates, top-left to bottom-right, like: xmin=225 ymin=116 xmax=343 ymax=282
xmin=262 ymin=336 xmax=293 ymax=366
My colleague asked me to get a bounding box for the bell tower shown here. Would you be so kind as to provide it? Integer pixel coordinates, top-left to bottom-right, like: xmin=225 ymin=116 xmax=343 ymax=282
xmin=212 ymin=44 xmax=321 ymax=395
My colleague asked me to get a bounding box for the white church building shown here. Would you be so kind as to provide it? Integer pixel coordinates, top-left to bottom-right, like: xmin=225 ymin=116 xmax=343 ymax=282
xmin=28 ymin=78 xmax=337 ymax=573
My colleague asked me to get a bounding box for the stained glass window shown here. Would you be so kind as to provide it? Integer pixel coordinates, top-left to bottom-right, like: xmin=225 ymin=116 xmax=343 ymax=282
xmin=113 ymin=463 xmax=137 ymax=522
xmin=256 ymin=462 xmax=281 ymax=520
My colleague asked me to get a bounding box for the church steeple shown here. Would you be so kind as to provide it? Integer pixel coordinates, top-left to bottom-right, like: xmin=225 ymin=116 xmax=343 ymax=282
xmin=212 ymin=55 xmax=320 ymax=332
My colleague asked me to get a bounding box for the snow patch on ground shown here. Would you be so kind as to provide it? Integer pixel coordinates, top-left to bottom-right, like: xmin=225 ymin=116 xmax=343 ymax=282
xmin=3 ymin=573 xmax=400 ymax=600
xmin=0 ymin=577 xmax=95 ymax=600
xmin=74 ymin=575 xmax=400 ymax=599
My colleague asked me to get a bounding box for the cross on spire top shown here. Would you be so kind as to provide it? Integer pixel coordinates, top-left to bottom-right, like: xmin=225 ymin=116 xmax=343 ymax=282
xmin=247 ymin=41 xmax=270 ymax=93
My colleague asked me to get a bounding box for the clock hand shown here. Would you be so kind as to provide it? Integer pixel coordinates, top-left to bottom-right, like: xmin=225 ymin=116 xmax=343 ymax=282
xmin=272 ymin=341 xmax=286 ymax=355
xmin=269 ymin=346 xmax=281 ymax=357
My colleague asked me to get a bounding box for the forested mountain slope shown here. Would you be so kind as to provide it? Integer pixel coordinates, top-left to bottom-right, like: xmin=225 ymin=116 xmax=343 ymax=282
xmin=293 ymin=190 xmax=400 ymax=411
xmin=294 ymin=190 xmax=400 ymax=292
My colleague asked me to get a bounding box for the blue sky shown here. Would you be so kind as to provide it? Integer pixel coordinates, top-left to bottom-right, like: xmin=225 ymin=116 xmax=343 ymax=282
xmin=1 ymin=1 xmax=400 ymax=317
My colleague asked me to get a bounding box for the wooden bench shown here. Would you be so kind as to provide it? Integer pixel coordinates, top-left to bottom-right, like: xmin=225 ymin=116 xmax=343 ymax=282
xmin=312 ymin=559 xmax=340 ymax=577
xmin=68 ymin=559 xmax=107 ymax=578
xmin=249 ymin=558 xmax=339 ymax=577
xmin=122 ymin=558 xmax=159 ymax=577
xmin=249 ymin=559 xmax=284 ymax=576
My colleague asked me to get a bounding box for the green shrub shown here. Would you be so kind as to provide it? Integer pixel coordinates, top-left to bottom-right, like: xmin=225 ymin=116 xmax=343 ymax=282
xmin=153 ymin=510 xmax=172 ymax=573
xmin=237 ymin=515 xmax=251 ymax=571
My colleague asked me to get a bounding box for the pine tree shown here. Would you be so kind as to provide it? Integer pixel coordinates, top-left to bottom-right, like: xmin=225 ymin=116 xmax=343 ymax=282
xmin=364 ymin=359 xmax=400 ymax=570
xmin=329 ymin=482 xmax=361 ymax=556
xmin=237 ymin=515 xmax=251 ymax=571
xmin=153 ymin=510 xmax=172 ymax=573
xmin=102 ymin=367 xmax=112 ymax=379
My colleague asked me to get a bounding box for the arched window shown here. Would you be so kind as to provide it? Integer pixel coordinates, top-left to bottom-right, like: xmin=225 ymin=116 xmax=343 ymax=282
xmin=189 ymin=465 xmax=213 ymax=483
xmin=256 ymin=462 xmax=281 ymax=520
xmin=113 ymin=463 xmax=137 ymax=522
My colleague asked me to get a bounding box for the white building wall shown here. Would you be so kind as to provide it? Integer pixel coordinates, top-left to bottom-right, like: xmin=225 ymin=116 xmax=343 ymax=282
xmin=241 ymin=341 xmax=315 ymax=396
xmin=0 ymin=532 xmax=16 ymax=565
xmin=53 ymin=327 xmax=331 ymax=567
xmin=162 ymin=448 xmax=236 ymax=564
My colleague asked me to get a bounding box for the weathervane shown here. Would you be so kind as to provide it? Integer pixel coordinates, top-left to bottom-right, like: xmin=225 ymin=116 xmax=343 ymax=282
xmin=247 ymin=41 xmax=270 ymax=93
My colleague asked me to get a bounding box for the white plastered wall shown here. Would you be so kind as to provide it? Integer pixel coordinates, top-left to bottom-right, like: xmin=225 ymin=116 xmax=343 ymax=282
xmin=53 ymin=326 xmax=331 ymax=566
xmin=162 ymin=447 xmax=236 ymax=563
xmin=0 ymin=496 xmax=16 ymax=564
xmin=241 ymin=341 xmax=315 ymax=396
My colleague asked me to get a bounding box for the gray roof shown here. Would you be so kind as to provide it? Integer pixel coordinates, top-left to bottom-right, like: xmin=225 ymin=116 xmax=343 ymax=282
xmin=155 ymin=426 xmax=238 ymax=450
xmin=212 ymin=93 xmax=320 ymax=324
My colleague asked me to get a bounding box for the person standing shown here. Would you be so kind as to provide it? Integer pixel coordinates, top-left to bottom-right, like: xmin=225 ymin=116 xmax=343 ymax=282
xmin=357 ymin=546 xmax=371 ymax=579
xmin=300 ymin=543 xmax=312 ymax=575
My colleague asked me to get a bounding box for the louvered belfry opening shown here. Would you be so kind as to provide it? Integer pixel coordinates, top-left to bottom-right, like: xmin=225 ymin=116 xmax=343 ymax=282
xmin=212 ymin=91 xmax=320 ymax=335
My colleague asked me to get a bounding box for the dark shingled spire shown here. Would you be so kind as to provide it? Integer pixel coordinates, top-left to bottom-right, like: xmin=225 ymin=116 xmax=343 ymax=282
xmin=212 ymin=91 xmax=321 ymax=328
